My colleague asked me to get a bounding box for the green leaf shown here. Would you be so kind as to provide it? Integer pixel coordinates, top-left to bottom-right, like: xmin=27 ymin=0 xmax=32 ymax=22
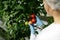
xmin=14 ymin=5 xmax=24 ymax=10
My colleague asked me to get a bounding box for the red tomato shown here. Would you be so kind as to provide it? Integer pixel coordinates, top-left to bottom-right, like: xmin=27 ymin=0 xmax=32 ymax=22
xmin=31 ymin=19 xmax=36 ymax=23
xmin=31 ymin=14 xmax=36 ymax=19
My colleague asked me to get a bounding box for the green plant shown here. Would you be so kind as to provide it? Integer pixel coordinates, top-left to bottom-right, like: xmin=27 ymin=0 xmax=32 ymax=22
xmin=0 ymin=0 xmax=53 ymax=40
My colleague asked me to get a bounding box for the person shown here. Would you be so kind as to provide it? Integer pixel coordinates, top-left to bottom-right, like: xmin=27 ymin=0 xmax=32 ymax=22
xmin=29 ymin=0 xmax=60 ymax=40
xmin=35 ymin=0 xmax=60 ymax=40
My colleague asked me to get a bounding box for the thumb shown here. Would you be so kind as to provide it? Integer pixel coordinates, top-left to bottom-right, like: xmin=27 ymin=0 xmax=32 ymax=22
xmin=29 ymin=24 xmax=35 ymax=34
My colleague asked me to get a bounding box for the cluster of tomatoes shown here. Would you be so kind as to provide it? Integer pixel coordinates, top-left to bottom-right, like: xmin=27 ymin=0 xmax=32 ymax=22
xmin=29 ymin=13 xmax=36 ymax=24
xmin=25 ymin=13 xmax=36 ymax=25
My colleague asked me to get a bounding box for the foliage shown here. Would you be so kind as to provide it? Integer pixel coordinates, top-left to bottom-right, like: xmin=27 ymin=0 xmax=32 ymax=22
xmin=0 ymin=0 xmax=53 ymax=40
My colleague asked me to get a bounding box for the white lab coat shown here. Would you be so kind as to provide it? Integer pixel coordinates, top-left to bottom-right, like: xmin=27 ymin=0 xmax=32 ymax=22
xmin=31 ymin=23 xmax=60 ymax=40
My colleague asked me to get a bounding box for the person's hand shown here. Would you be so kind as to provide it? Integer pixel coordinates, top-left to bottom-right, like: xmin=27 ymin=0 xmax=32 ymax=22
xmin=29 ymin=15 xmax=44 ymax=40
xmin=34 ymin=16 xmax=44 ymax=34
xmin=36 ymin=16 xmax=44 ymax=27
xmin=29 ymin=16 xmax=44 ymax=34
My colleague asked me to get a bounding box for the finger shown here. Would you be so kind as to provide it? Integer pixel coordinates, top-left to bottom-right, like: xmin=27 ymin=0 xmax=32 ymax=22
xmin=36 ymin=16 xmax=44 ymax=27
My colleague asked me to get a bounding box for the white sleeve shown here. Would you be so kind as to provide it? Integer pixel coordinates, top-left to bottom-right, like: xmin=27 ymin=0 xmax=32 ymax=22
xmin=30 ymin=34 xmax=36 ymax=40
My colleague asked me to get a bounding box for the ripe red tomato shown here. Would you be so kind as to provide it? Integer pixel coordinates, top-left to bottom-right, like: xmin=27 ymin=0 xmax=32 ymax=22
xmin=31 ymin=19 xmax=36 ymax=23
xmin=31 ymin=14 xmax=36 ymax=19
